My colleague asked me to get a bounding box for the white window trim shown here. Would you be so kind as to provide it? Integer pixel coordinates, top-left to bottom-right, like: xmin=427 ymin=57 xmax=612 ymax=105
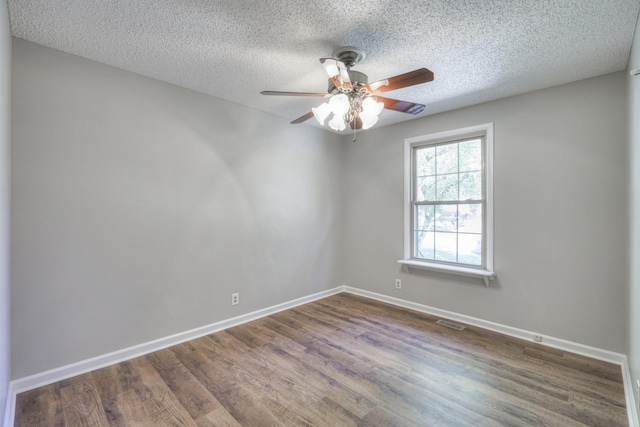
xmin=398 ymin=122 xmax=496 ymax=286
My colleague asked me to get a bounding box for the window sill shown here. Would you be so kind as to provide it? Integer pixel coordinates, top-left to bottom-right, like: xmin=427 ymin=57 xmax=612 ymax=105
xmin=397 ymin=259 xmax=496 ymax=287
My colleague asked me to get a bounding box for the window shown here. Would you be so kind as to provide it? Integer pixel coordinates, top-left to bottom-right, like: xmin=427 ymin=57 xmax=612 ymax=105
xmin=399 ymin=123 xmax=495 ymax=285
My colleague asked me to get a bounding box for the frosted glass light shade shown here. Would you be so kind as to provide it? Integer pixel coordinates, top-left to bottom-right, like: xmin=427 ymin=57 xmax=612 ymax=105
xmin=329 ymin=93 xmax=350 ymax=115
xmin=360 ymin=111 xmax=379 ymax=129
xmin=312 ymin=94 xmax=383 ymax=131
xmin=362 ymin=97 xmax=384 ymax=115
xmin=328 ymin=114 xmax=346 ymax=131
xmin=360 ymin=97 xmax=384 ymax=129
xmin=312 ymin=102 xmax=332 ymax=125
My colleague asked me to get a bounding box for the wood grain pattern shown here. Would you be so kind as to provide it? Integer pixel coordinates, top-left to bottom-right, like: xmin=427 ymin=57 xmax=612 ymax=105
xmin=363 ymin=68 xmax=435 ymax=95
xmin=14 ymin=293 xmax=628 ymax=426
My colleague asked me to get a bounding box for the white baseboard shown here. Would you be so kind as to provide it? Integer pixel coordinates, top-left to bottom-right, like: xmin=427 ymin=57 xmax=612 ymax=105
xmin=4 ymin=286 xmax=343 ymax=426
xmin=342 ymin=286 xmax=639 ymax=427
xmin=5 ymin=285 xmax=638 ymax=427
xmin=343 ymin=287 xmax=625 ymax=363
xmin=621 ymin=361 xmax=640 ymax=427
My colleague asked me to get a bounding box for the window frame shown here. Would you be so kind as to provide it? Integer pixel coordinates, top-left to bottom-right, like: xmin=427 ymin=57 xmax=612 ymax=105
xmin=399 ymin=123 xmax=496 ymax=286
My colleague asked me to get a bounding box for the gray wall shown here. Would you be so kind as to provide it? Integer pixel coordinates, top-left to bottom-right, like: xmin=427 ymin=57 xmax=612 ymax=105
xmin=343 ymin=72 xmax=628 ymax=353
xmin=10 ymin=39 xmax=344 ymax=379
xmin=629 ymin=13 xmax=640 ymax=410
xmin=8 ymin=35 xmax=631 ymax=383
xmin=0 ymin=1 xmax=10 ymax=424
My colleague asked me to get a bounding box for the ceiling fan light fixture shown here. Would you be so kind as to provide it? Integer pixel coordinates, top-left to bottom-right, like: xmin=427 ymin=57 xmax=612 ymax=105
xmin=360 ymin=111 xmax=379 ymax=129
xmin=328 ymin=114 xmax=346 ymax=131
xmin=312 ymin=102 xmax=332 ymax=125
xmin=329 ymin=93 xmax=350 ymax=115
xmin=358 ymin=97 xmax=384 ymax=129
xmin=362 ymin=97 xmax=384 ymax=115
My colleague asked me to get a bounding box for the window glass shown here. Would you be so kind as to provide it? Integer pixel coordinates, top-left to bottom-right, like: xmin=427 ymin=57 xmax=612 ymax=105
xmin=410 ymin=137 xmax=487 ymax=267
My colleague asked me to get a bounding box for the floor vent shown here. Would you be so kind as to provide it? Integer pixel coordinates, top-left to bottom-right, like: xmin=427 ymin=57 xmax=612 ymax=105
xmin=436 ymin=319 xmax=465 ymax=331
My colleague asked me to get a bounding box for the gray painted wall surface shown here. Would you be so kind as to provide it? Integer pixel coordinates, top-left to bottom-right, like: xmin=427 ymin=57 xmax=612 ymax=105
xmin=343 ymin=72 xmax=628 ymax=353
xmin=0 ymin=2 xmax=10 ymax=424
xmin=629 ymin=15 xmax=640 ymax=410
xmin=8 ymin=36 xmax=631 ymax=384
xmin=10 ymin=39 xmax=344 ymax=379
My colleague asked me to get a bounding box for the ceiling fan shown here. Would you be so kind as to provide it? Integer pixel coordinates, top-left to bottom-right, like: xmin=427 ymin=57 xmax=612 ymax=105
xmin=261 ymin=46 xmax=434 ymax=133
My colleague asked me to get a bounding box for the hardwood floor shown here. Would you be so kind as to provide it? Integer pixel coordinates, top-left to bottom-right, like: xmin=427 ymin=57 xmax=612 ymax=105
xmin=14 ymin=293 xmax=628 ymax=426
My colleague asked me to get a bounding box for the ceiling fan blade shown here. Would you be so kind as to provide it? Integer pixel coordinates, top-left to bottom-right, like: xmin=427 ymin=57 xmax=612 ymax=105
xmin=363 ymin=68 xmax=434 ymax=95
xmin=291 ymin=111 xmax=315 ymax=124
xmin=261 ymin=91 xmax=330 ymax=97
xmin=320 ymin=58 xmax=353 ymax=92
xmin=374 ymin=96 xmax=426 ymax=115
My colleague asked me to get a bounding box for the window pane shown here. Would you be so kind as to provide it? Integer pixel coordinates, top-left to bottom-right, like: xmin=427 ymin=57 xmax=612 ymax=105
xmin=436 ymin=143 xmax=458 ymax=174
xmin=459 ymin=139 xmax=482 ymax=172
xmin=415 ymin=205 xmax=435 ymax=231
xmin=408 ymin=126 xmax=491 ymax=269
xmin=436 ymin=173 xmax=458 ymax=201
xmin=416 ymin=176 xmax=436 ymax=201
xmin=415 ymin=231 xmax=435 ymax=260
xmin=435 ymin=205 xmax=457 ymax=231
xmin=458 ymin=233 xmax=482 ymax=265
xmin=459 ymin=171 xmax=482 ymax=200
xmin=435 ymin=232 xmax=457 ymax=262
xmin=416 ymin=146 xmax=436 ymax=176
xmin=459 ymin=204 xmax=482 ymax=234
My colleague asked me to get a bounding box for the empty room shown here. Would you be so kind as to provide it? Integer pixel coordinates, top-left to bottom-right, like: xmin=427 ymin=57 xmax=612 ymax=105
xmin=1 ymin=0 xmax=640 ymax=426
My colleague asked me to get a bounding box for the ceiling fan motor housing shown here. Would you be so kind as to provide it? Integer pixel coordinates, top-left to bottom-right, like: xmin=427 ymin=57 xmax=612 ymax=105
xmin=332 ymin=46 xmax=366 ymax=67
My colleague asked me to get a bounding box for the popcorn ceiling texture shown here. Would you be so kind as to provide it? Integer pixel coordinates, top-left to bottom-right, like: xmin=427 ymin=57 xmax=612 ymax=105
xmin=7 ymin=0 xmax=640 ymax=131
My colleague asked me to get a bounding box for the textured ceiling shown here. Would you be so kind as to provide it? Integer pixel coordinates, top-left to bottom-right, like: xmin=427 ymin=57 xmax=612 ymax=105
xmin=7 ymin=0 xmax=640 ymax=132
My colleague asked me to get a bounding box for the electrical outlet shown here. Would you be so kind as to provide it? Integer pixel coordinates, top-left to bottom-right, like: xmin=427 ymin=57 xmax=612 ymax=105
xmin=395 ymin=279 xmax=401 ymax=289
xmin=533 ymin=335 xmax=542 ymax=343
xmin=231 ymin=293 xmax=239 ymax=306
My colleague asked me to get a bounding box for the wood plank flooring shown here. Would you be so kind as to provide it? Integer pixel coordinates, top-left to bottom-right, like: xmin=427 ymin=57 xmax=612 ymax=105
xmin=14 ymin=293 xmax=628 ymax=426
